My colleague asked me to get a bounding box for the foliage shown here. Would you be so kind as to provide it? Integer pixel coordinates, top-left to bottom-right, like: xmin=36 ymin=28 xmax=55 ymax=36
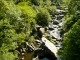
xmin=43 ymin=0 xmax=51 ymax=6
xmin=59 ymin=0 xmax=71 ymax=7
xmin=0 ymin=0 xmax=36 ymax=60
xmin=58 ymin=0 xmax=80 ymax=60
xmin=30 ymin=0 xmax=57 ymax=27
xmin=0 ymin=0 xmax=71 ymax=60
xmin=17 ymin=2 xmax=36 ymax=42
xmin=44 ymin=33 xmax=54 ymax=43
xmin=54 ymin=0 xmax=63 ymax=6
xmin=68 ymin=0 xmax=80 ymax=14
xmin=28 ymin=36 xmax=34 ymax=43
xmin=0 ymin=0 xmax=20 ymax=60
xmin=60 ymin=20 xmax=80 ymax=60
xmin=17 ymin=2 xmax=37 ymax=18
xmin=31 ymin=0 xmax=43 ymax=6
xmin=0 ymin=46 xmax=17 ymax=60
xmin=63 ymin=0 xmax=80 ymax=32
xmin=45 ymin=6 xmax=56 ymax=14
xmin=36 ymin=7 xmax=51 ymax=27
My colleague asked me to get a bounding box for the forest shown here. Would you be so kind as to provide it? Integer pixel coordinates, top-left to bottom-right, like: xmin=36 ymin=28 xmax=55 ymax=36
xmin=0 ymin=0 xmax=80 ymax=60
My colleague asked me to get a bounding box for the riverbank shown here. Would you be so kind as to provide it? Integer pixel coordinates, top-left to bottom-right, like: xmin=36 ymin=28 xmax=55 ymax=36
xmin=17 ymin=6 xmax=67 ymax=60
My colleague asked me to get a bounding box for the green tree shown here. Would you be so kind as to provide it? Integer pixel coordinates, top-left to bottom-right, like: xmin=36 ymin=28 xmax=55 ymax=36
xmin=36 ymin=7 xmax=51 ymax=27
xmin=0 ymin=0 xmax=21 ymax=60
xmin=31 ymin=0 xmax=41 ymax=5
xmin=17 ymin=2 xmax=37 ymax=42
xmin=58 ymin=0 xmax=80 ymax=60
xmin=60 ymin=20 xmax=80 ymax=60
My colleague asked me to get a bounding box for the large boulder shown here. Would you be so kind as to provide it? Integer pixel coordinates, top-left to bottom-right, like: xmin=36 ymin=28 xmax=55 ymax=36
xmin=41 ymin=37 xmax=58 ymax=59
xmin=53 ymin=20 xmax=60 ymax=25
xmin=34 ymin=48 xmax=45 ymax=59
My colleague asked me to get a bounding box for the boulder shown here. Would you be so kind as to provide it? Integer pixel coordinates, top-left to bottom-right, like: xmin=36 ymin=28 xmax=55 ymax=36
xmin=37 ymin=27 xmax=45 ymax=39
xmin=52 ymin=25 xmax=59 ymax=28
xmin=35 ymin=40 xmax=41 ymax=43
xmin=34 ymin=48 xmax=45 ymax=59
xmin=48 ymin=22 xmax=54 ymax=30
xmin=56 ymin=9 xmax=66 ymax=14
xmin=56 ymin=15 xmax=64 ymax=20
xmin=58 ymin=22 xmax=63 ymax=27
xmin=53 ymin=20 xmax=59 ymax=25
xmin=34 ymin=40 xmax=42 ymax=46
xmin=39 ymin=28 xmax=45 ymax=34
xmin=49 ymin=28 xmax=61 ymax=40
xmin=42 ymin=37 xmax=58 ymax=58
xmin=48 ymin=24 xmax=54 ymax=30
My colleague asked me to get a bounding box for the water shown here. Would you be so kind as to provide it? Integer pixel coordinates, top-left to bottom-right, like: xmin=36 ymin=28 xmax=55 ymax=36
xmin=40 ymin=57 xmax=49 ymax=60
xmin=18 ymin=8 xmax=64 ymax=60
xmin=19 ymin=52 xmax=34 ymax=60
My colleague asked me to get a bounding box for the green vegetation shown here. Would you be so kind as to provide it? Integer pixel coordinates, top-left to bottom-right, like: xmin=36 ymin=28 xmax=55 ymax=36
xmin=31 ymin=0 xmax=56 ymax=27
xmin=1 ymin=0 xmax=80 ymax=60
xmin=0 ymin=0 xmax=56 ymax=60
xmin=0 ymin=0 xmax=19 ymax=60
xmin=58 ymin=0 xmax=80 ymax=60
xmin=44 ymin=33 xmax=54 ymax=43
xmin=0 ymin=0 xmax=36 ymax=60
xmin=36 ymin=7 xmax=51 ymax=27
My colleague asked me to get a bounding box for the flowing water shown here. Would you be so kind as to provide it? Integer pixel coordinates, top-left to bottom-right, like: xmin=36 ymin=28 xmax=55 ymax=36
xmin=19 ymin=8 xmax=66 ymax=60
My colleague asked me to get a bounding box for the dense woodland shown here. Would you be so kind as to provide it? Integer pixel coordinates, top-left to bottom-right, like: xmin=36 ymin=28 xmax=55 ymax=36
xmin=0 ymin=0 xmax=80 ymax=60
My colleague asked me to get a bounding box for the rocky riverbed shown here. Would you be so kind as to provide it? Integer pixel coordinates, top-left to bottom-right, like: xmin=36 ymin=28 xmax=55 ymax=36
xmin=17 ymin=7 xmax=67 ymax=60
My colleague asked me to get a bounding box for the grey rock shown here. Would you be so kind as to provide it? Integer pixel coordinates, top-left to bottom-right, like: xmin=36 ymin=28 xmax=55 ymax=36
xmin=41 ymin=37 xmax=58 ymax=59
xmin=52 ymin=25 xmax=59 ymax=28
xmin=40 ymin=28 xmax=45 ymax=34
xmin=49 ymin=28 xmax=61 ymax=40
xmin=58 ymin=22 xmax=63 ymax=27
xmin=53 ymin=20 xmax=60 ymax=25
xmin=35 ymin=40 xmax=41 ymax=43
xmin=55 ymin=15 xmax=64 ymax=20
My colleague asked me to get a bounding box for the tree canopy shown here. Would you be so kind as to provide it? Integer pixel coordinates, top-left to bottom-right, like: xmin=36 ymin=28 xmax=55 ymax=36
xmin=58 ymin=0 xmax=80 ymax=60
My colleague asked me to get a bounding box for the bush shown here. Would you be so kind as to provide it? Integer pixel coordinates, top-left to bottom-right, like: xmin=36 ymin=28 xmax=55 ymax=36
xmin=36 ymin=7 xmax=51 ymax=27
xmin=46 ymin=6 xmax=56 ymax=15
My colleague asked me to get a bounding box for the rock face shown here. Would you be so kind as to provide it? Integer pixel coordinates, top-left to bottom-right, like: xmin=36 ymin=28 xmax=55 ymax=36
xmin=42 ymin=37 xmax=58 ymax=58
xmin=32 ymin=37 xmax=58 ymax=60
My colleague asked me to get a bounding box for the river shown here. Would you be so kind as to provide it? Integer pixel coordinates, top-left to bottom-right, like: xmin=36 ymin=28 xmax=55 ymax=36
xmin=18 ymin=8 xmax=66 ymax=60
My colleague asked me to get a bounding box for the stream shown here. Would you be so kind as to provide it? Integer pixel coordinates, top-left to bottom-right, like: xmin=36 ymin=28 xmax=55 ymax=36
xmin=18 ymin=8 xmax=67 ymax=60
